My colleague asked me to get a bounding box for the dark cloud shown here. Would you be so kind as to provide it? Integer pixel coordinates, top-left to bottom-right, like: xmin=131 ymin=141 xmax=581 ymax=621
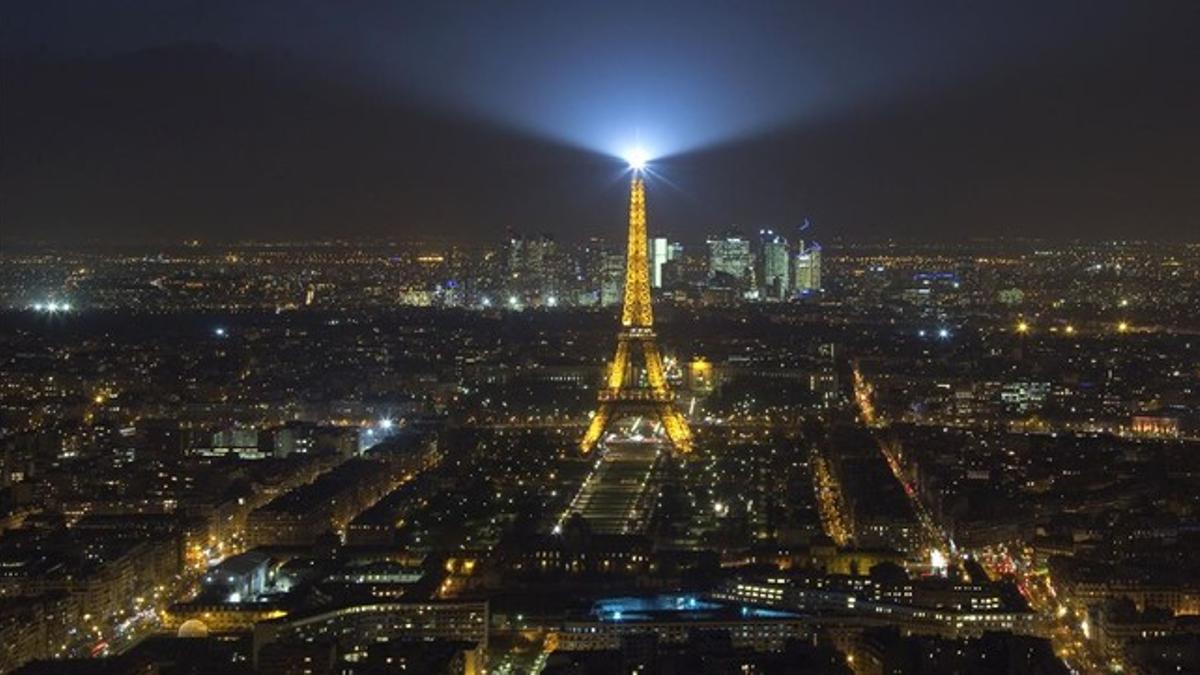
xmin=1 ymin=1 xmax=1198 ymax=242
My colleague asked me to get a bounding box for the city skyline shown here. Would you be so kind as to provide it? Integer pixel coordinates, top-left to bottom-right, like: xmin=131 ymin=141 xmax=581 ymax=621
xmin=2 ymin=3 xmax=1199 ymax=675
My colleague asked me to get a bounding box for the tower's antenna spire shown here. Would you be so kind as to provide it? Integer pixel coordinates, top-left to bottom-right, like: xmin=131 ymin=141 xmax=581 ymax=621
xmin=620 ymin=175 xmax=653 ymax=329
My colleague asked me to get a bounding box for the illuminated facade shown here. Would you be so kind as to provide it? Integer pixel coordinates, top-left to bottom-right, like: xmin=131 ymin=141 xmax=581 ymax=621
xmin=759 ymin=230 xmax=790 ymax=300
xmin=651 ymin=236 xmax=675 ymax=288
xmin=581 ymin=175 xmax=692 ymax=453
xmin=707 ymin=233 xmax=754 ymax=288
xmin=792 ymin=243 xmax=822 ymax=293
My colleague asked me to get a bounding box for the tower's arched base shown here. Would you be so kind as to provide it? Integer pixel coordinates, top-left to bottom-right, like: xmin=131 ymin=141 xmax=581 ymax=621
xmin=580 ymin=400 xmax=692 ymax=454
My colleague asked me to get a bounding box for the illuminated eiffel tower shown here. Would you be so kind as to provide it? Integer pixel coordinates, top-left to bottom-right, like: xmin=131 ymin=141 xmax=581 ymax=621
xmin=580 ymin=167 xmax=693 ymax=454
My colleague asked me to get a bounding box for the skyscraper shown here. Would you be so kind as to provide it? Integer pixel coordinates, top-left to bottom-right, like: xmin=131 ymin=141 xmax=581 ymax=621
xmin=668 ymin=241 xmax=684 ymax=262
xmin=507 ymin=233 xmax=558 ymax=303
xmin=758 ymin=229 xmax=790 ymax=301
xmin=706 ymin=232 xmax=754 ymax=291
xmin=792 ymin=243 xmax=822 ymax=294
xmin=599 ymin=251 xmax=625 ymax=307
xmin=651 ymin=237 xmax=670 ymax=289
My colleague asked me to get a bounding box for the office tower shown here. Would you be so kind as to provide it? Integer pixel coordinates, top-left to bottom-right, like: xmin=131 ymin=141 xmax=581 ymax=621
xmin=507 ymin=233 xmax=557 ymax=303
xmin=600 ymin=251 xmax=625 ymax=307
xmin=758 ymin=229 xmax=790 ymax=301
xmin=792 ymin=243 xmax=822 ymax=294
xmin=706 ymin=232 xmax=754 ymax=290
xmin=651 ymin=237 xmax=670 ymax=288
xmin=668 ymin=241 xmax=684 ymax=262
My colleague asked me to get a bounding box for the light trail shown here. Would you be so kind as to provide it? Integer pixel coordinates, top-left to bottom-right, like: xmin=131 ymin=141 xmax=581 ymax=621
xmin=851 ymin=362 xmax=880 ymax=427
xmin=976 ymin=545 xmax=1109 ymax=674
xmin=810 ymin=445 xmax=853 ymax=546
xmin=852 ymin=362 xmax=951 ymax=551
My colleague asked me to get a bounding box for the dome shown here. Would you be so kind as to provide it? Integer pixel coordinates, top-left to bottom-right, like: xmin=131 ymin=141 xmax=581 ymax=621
xmin=177 ymin=619 xmax=210 ymax=638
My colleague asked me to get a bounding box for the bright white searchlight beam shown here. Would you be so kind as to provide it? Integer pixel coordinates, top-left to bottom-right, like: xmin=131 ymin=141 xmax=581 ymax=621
xmin=626 ymin=147 xmax=650 ymax=171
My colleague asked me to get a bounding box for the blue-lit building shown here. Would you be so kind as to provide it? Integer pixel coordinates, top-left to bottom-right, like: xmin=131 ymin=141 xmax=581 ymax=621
xmin=556 ymin=594 xmax=811 ymax=652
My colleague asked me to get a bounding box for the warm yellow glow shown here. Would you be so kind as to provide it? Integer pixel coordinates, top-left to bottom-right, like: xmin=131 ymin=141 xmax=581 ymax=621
xmin=581 ymin=174 xmax=692 ymax=454
xmin=620 ymin=177 xmax=653 ymax=328
xmin=689 ymin=358 xmax=714 ymax=392
xmin=1117 ymin=321 xmax=1130 ymax=333
xmin=1064 ymin=325 xmax=1075 ymax=334
xmin=1016 ymin=321 xmax=1030 ymax=334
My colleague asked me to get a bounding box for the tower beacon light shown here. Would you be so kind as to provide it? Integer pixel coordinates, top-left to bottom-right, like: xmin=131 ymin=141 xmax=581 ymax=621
xmin=626 ymin=148 xmax=650 ymax=171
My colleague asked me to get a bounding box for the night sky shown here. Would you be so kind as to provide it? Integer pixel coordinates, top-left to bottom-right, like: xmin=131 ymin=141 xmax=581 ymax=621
xmin=2 ymin=1 xmax=1198 ymax=243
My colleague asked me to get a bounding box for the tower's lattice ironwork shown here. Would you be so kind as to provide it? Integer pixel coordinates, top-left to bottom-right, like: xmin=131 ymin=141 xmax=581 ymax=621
xmin=580 ymin=175 xmax=693 ymax=453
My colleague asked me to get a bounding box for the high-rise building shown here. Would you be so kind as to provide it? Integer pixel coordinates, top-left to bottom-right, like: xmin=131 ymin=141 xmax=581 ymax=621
xmin=661 ymin=254 xmax=706 ymax=291
xmin=706 ymin=232 xmax=754 ymax=290
xmin=758 ymin=230 xmax=790 ymax=301
xmin=668 ymin=241 xmax=684 ymax=262
xmin=575 ymin=237 xmax=606 ymax=305
xmin=599 ymin=251 xmax=625 ymax=307
xmin=792 ymin=243 xmax=822 ymax=294
xmin=651 ymin=237 xmax=670 ymax=288
xmin=507 ymin=233 xmax=557 ymax=304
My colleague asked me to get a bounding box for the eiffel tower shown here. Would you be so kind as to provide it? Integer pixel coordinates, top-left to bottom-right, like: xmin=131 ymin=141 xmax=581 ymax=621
xmin=580 ymin=167 xmax=693 ymax=454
